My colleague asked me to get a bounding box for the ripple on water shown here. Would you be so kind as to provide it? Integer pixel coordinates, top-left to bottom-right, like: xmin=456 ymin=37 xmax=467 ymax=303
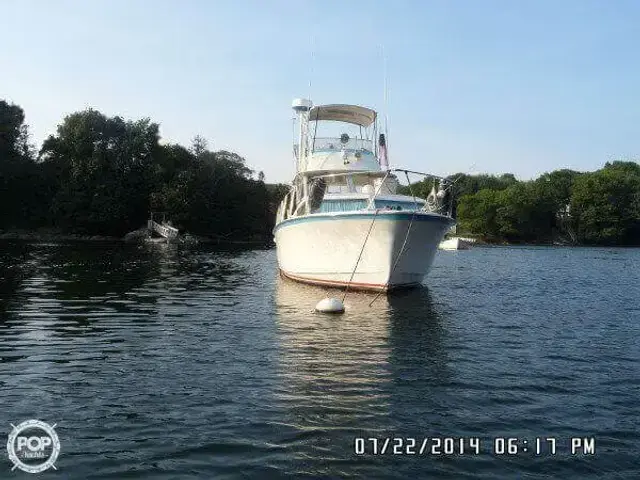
xmin=1 ymin=243 xmax=639 ymax=478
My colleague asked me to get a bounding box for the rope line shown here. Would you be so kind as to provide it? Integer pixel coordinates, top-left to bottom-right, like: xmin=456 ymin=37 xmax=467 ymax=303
xmin=343 ymin=208 xmax=380 ymax=303
xmin=369 ymin=210 xmax=415 ymax=307
xmin=369 ymin=172 xmax=417 ymax=307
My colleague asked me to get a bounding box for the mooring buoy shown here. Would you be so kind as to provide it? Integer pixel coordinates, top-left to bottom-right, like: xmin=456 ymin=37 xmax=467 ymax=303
xmin=315 ymin=297 xmax=345 ymax=314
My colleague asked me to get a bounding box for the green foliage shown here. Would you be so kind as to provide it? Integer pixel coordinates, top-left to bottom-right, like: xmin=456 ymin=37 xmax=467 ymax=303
xmin=457 ymin=189 xmax=505 ymax=239
xmin=2 ymin=98 xmax=639 ymax=245
xmin=399 ymin=172 xmax=519 ymax=217
xmin=447 ymin=173 xmax=519 ymax=218
xmin=571 ymin=163 xmax=640 ymax=245
xmin=39 ymin=110 xmax=160 ymax=235
xmin=455 ymin=164 xmax=640 ymax=245
xmin=494 ymin=182 xmax=557 ymax=242
xmin=404 ymin=162 xmax=639 ymax=245
xmin=534 ymin=169 xmax=582 ymax=207
xmin=1 ymin=100 xmax=284 ymax=240
xmin=457 ymin=179 xmax=567 ymax=243
xmin=0 ymin=100 xmax=44 ymax=227
xmin=447 ymin=172 xmax=518 ymax=198
xmin=0 ymin=100 xmax=32 ymax=158
xmin=151 ymin=147 xmax=270 ymax=237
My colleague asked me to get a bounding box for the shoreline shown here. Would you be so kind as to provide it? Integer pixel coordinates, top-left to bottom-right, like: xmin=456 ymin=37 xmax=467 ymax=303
xmin=0 ymin=232 xmax=120 ymax=242
xmin=0 ymin=230 xmax=271 ymax=246
xmin=1 ymin=231 xmax=636 ymax=248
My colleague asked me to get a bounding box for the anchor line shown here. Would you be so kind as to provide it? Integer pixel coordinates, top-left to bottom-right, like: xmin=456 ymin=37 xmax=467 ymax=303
xmin=343 ymin=169 xmax=393 ymax=302
xmin=342 ymin=208 xmax=380 ymax=303
xmin=369 ymin=171 xmax=417 ymax=307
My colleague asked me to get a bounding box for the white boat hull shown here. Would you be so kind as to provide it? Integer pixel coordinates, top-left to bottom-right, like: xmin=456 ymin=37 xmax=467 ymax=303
xmin=274 ymin=211 xmax=453 ymax=291
xmin=438 ymin=236 xmax=475 ymax=250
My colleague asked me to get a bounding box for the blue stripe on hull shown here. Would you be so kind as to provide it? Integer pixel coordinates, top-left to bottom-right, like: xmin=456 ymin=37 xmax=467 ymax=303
xmin=273 ymin=211 xmax=454 ymax=234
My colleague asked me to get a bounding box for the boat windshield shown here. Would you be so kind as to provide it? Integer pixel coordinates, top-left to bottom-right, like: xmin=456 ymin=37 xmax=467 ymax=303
xmin=304 ymin=171 xmax=387 ymax=186
xmin=311 ymin=137 xmax=374 ymax=153
xmin=316 ymin=198 xmax=425 ymax=213
xmin=307 ymin=116 xmax=375 ymax=156
xmin=300 ymin=171 xmax=399 ymax=199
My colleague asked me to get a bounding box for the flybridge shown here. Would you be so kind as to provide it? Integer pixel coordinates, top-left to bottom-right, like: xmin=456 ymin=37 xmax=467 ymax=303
xmin=291 ymin=99 xmax=382 ymax=174
xmin=308 ymin=104 xmax=377 ymax=127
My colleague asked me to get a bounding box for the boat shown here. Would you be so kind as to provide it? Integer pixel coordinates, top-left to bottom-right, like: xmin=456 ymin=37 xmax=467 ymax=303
xmin=438 ymin=225 xmax=476 ymax=250
xmin=273 ymin=99 xmax=455 ymax=292
xmin=438 ymin=237 xmax=475 ymax=250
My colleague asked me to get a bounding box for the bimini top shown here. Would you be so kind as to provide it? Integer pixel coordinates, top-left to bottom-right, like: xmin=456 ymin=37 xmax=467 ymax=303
xmin=308 ymin=104 xmax=377 ymax=127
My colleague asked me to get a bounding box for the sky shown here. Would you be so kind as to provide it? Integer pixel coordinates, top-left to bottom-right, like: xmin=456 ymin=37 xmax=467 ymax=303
xmin=2 ymin=0 xmax=640 ymax=183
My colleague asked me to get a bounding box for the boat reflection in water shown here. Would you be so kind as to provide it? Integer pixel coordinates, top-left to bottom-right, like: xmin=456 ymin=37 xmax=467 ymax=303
xmin=273 ymin=275 xmax=451 ymax=473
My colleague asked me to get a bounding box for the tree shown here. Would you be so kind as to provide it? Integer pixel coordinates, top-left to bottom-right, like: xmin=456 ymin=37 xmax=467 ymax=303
xmin=8 ymin=96 xmax=639 ymax=246
xmin=457 ymin=189 xmax=505 ymax=239
xmin=535 ymin=169 xmax=582 ymax=209
xmin=0 ymin=100 xmax=46 ymax=228
xmin=214 ymin=150 xmax=253 ymax=179
xmin=398 ymin=172 xmax=520 ymax=218
xmin=571 ymin=164 xmax=640 ymax=245
xmin=494 ymin=182 xmax=557 ymax=242
xmin=455 ymin=171 xmax=582 ymax=243
xmin=40 ymin=109 xmax=161 ymax=235
xmin=0 ymin=100 xmax=30 ymax=158
xmin=148 ymin=139 xmax=277 ymax=239
xmin=191 ymin=135 xmax=208 ymax=158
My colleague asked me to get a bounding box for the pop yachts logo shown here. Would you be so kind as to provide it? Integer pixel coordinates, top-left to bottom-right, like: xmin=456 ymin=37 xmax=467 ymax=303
xmin=7 ymin=420 xmax=60 ymax=473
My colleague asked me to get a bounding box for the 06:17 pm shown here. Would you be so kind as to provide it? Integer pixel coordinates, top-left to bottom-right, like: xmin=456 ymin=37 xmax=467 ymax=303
xmin=535 ymin=437 xmax=556 ymax=454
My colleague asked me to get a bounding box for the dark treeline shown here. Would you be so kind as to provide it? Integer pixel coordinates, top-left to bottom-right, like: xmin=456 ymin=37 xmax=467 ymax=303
xmin=3 ymin=99 xmax=638 ymax=246
xmin=403 ymin=164 xmax=640 ymax=245
xmin=0 ymin=99 xmax=288 ymax=240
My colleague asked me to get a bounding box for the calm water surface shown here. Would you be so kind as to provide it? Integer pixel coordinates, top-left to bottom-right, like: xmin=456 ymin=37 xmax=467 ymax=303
xmin=1 ymin=241 xmax=639 ymax=479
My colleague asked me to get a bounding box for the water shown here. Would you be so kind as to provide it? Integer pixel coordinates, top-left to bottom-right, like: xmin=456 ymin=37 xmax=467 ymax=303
xmin=1 ymin=241 xmax=639 ymax=479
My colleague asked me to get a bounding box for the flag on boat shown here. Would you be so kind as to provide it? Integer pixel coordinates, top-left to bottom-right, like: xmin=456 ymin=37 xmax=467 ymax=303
xmin=379 ymin=134 xmax=388 ymax=169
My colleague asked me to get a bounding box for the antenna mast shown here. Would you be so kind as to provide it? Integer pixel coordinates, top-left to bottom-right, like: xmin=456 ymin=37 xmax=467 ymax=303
xmin=377 ymin=46 xmax=390 ymax=170
xmin=383 ymin=47 xmax=389 ymax=162
xmin=309 ymin=35 xmax=314 ymax=102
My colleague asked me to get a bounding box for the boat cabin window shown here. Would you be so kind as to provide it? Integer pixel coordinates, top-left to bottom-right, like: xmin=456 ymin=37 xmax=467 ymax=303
xmin=312 ymin=137 xmax=373 ymax=153
xmin=316 ymin=199 xmax=425 ymax=213
xmin=309 ymin=120 xmax=374 ymax=154
xmin=374 ymin=200 xmax=425 ymax=210
xmin=317 ymin=199 xmax=368 ymax=213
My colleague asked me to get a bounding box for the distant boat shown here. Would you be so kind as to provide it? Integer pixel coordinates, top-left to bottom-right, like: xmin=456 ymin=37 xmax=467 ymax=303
xmin=438 ymin=236 xmax=475 ymax=250
xmin=273 ymin=99 xmax=455 ymax=291
xmin=438 ymin=224 xmax=475 ymax=250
